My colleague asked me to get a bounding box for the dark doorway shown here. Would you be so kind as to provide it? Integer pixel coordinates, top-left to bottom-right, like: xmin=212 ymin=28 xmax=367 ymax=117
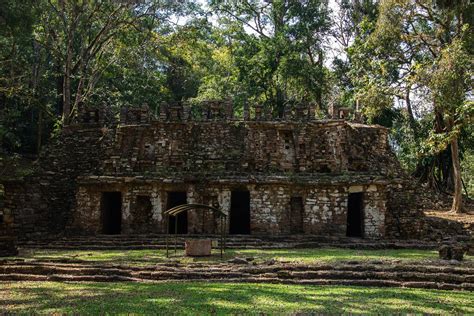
xmin=290 ymin=197 xmax=304 ymax=234
xmin=229 ymin=190 xmax=251 ymax=234
xmin=346 ymin=192 xmax=364 ymax=237
xmin=167 ymin=191 xmax=188 ymax=234
xmin=101 ymin=192 xmax=122 ymax=234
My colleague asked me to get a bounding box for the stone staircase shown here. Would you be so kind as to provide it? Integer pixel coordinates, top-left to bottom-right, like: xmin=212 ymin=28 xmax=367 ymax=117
xmin=17 ymin=234 xmax=445 ymax=250
xmin=0 ymin=258 xmax=472 ymax=291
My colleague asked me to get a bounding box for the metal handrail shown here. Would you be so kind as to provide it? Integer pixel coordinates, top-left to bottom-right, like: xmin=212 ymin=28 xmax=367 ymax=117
xmin=165 ymin=203 xmax=227 ymax=259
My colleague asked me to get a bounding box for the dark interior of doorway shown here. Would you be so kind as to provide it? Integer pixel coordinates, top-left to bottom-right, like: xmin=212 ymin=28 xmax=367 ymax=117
xmin=167 ymin=191 xmax=188 ymax=234
xmin=229 ymin=190 xmax=251 ymax=234
xmin=290 ymin=197 xmax=304 ymax=234
xmin=101 ymin=192 xmax=122 ymax=235
xmin=346 ymin=192 xmax=364 ymax=237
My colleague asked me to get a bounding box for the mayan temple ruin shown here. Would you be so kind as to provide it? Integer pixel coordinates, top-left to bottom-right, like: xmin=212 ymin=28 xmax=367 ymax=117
xmin=2 ymin=0 xmax=474 ymax=310
xmin=1 ymin=101 xmax=433 ymax=243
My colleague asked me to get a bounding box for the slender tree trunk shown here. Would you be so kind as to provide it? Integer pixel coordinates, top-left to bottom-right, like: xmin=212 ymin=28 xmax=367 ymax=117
xmin=63 ymin=45 xmax=72 ymax=124
xmin=32 ymin=39 xmax=41 ymax=156
xmin=59 ymin=0 xmax=73 ymax=124
xmin=317 ymin=50 xmax=323 ymax=108
xmin=273 ymin=4 xmax=286 ymax=118
xmin=405 ymin=86 xmax=417 ymax=137
xmin=450 ymin=135 xmax=463 ymax=213
xmin=37 ymin=109 xmax=43 ymax=155
xmin=276 ymin=85 xmax=285 ymax=118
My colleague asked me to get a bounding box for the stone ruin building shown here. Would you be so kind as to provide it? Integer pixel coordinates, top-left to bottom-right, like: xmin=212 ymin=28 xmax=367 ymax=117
xmin=1 ymin=101 xmax=431 ymax=245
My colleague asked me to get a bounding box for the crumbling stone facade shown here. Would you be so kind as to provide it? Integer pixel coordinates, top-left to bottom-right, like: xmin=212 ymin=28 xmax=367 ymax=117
xmin=2 ymin=102 xmax=427 ymax=240
xmin=0 ymin=185 xmax=17 ymax=256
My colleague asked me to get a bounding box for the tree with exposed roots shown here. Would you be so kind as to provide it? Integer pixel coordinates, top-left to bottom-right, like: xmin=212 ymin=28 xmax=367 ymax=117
xmin=349 ymin=0 xmax=473 ymax=213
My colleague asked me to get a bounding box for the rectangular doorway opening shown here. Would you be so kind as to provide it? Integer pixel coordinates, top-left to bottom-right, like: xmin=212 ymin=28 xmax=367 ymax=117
xmin=167 ymin=191 xmax=188 ymax=234
xmin=346 ymin=192 xmax=364 ymax=237
xmin=290 ymin=197 xmax=304 ymax=234
xmin=229 ymin=190 xmax=250 ymax=234
xmin=101 ymin=192 xmax=122 ymax=235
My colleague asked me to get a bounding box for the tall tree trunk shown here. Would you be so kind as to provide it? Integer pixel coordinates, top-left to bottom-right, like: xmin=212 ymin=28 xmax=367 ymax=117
xmin=450 ymin=135 xmax=463 ymax=213
xmin=316 ymin=51 xmax=323 ymax=109
xmin=63 ymin=46 xmax=72 ymax=124
xmin=276 ymin=85 xmax=285 ymax=118
xmin=37 ymin=109 xmax=43 ymax=155
xmin=59 ymin=0 xmax=73 ymax=124
xmin=405 ymin=86 xmax=417 ymax=137
xmin=272 ymin=3 xmax=286 ymax=118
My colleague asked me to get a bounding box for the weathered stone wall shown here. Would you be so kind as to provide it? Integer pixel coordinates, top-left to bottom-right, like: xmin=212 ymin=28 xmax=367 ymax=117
xmin=303 ymin=187 xmax=353 ymax=236
xmin=3 ymin=126 xmax=114 ymax=238
xmin=1 ymin=182 xmax=23 ymax=237
xmin=0 ymin=183 xmax=17 ymax=256
xmin=361 ymin=187 xmax=386 ymax=238
xmin=101 ymin=121 xmax=396 ymax=177
xmin=2 ymin=181 xmax=45 ymax=238
xmin=72 ymin=178 xmax=387 ymax=238
xmin=386 ymin=180 xmax=438 ymax=239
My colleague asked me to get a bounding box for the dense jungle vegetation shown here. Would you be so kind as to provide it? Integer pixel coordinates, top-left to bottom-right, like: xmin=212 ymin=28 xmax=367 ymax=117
xmin=0 ymin=0 xmax=472 ymax=211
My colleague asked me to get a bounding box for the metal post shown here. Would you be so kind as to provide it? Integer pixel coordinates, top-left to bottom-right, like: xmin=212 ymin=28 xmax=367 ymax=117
xmin=174 ymin=215 xmax=178 ymax=254
xmin=223 ymin=215 xmax=227 ymax=252
xmin=166 ymin=215 xmax=169 ymax=258
xmin=220 ymin=216 xmax=223 ymax=259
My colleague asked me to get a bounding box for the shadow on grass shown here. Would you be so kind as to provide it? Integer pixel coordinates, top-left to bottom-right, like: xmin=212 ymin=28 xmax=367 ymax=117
xmin=16 ymin=248 xmax=444 ymax=265
xmin=1 ymin=281 xmax=472 ymax=314
xmin=231 ymin=248 xmax=440 ymax=262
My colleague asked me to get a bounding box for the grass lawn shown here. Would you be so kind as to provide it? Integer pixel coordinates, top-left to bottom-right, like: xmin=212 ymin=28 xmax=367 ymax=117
xmin=1 ymin=281 xmax=472 ymax=314
xmin=15 ymin=248 xmax=447 ymax=265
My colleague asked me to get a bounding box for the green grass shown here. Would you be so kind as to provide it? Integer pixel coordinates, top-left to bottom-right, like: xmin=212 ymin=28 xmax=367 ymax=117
xmin=1 ymin=281 xmax=472 ymax=314
xmin=15 ymin=248 xmax=445 ymax=265
xmin=232 ymin=248 xmax=439 ymax=262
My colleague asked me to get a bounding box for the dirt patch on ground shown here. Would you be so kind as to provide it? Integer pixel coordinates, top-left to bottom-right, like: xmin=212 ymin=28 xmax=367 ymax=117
xmin=424 ymin=209 xmax=474 ymax=226
xmin=423 ymin=206 xmax=473 ymax=243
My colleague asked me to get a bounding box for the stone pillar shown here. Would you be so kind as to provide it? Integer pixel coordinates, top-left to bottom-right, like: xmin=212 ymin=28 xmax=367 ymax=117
xmin=121 ymin=189 xmax=131 ymax=233
xmin=73 ymin=186 xmax=103 ymax=234
xmin=363 ymin=185 xmax=386 ymax=239
xmin=243 ymin=101 xmax=250 ymax=120
xmin=217 ymin=189 xmax=231 ymax=234
xmin=308 ymin=103 xmax=316 ymax=121
xmin=159 ymin=103 xmax=168 ymax=121
xmin=254 ymin=104 xmax=262 ymax=120
xmin=295 ymin=103 xmax=305 ymax=121
xmin=182 ymin=102 xmax=191 ymax=121
xmin=249 ymin=185 xmax=281 ymax=234
xmin=218 ymin=190 xmax=231 ymax=216
xmin=224 ymin=100 xmax=233 ymax=119
xmin=150 ymin=188 xmax=163 ymax=231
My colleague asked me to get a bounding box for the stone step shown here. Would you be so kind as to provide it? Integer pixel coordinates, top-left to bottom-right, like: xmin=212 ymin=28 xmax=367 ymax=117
xmin=0 ymin=272 xmax=472 ymax=291
xmin=21 ymin=237 xmax=440 ymax=244
xmin=19 ymin=235 xmax=445 ymax=248
xmin=1 ymin=261 xmax=472 ymax=287
xmin=3 ymin=260 xmax=473 ymax=275
xmin=0 ymin=273 xmax=139 ymax=282
xmin=18 ymin=240 xmax=439 ymax=250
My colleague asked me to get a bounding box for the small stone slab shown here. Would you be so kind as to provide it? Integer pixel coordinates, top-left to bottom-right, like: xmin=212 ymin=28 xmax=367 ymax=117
xmin=185 ymin=239 xmax=212 ymax=257
xmin=439 ymin=244 xmax=465 ymax=261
